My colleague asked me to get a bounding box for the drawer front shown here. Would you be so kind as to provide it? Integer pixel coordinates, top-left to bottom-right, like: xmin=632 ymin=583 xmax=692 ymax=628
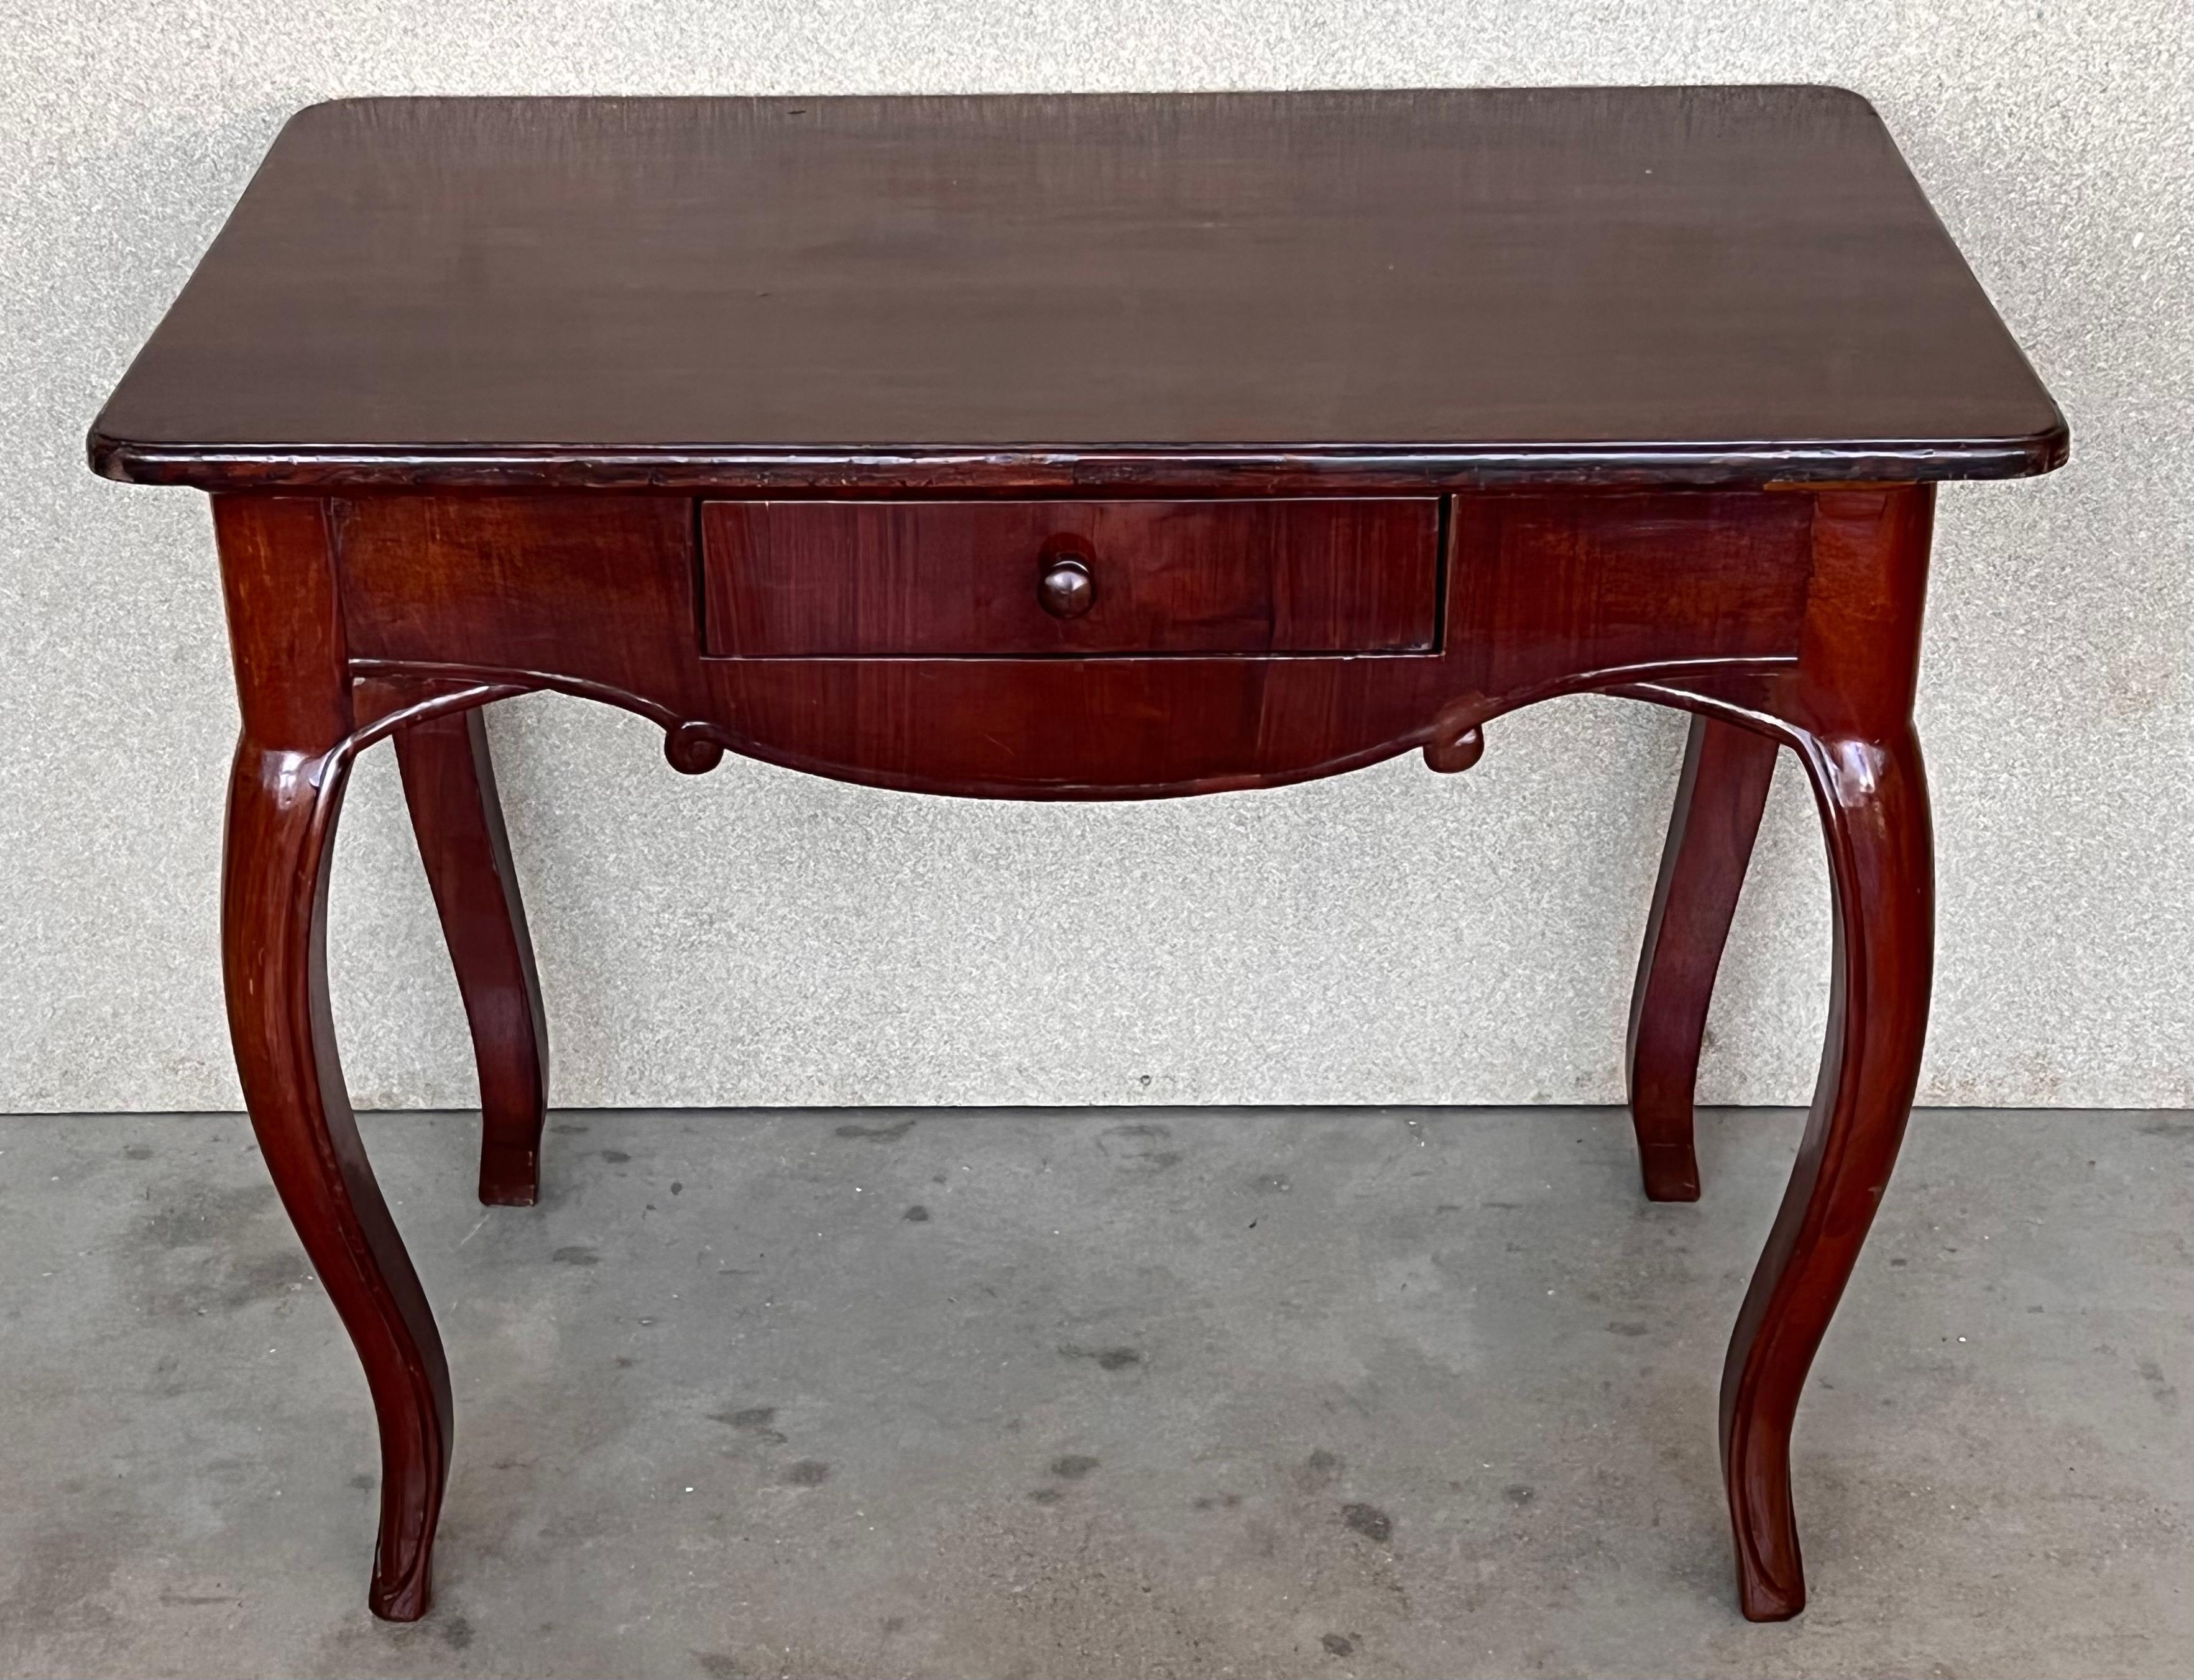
xmin=699 ymin=498 xmax=1440 ymax=658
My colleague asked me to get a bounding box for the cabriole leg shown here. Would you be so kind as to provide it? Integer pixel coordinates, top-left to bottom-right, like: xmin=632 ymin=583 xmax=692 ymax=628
xmin=394 ymin=706 xmax=550 ymax=1206
xmin=1720 ymin=720 xmax=1932 ymax=1619
xmin=217 ymin=496 xmax=453 ymax=1622
xmin=1626 ymin=714 xmax=1779 ymax=1200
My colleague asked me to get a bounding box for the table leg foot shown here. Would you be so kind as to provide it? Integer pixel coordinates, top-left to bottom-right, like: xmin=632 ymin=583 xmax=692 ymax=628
xmin=394 ymin=706 xmax=550 ymax=1208
xmin=224 ymin=737 xmax=454 ymax=1623
xmin=1636 ymin=1140 xmax=1702 ymax=1203
xmin=1720 ymin=722 xmax=1930 ymax=1622
xmin=1626 ymin=714 xmax=1778 ymax=1202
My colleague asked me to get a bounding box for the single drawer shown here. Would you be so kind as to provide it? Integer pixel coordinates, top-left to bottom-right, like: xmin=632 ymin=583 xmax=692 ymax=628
xmin=699 ymin=498 xmax=1440 ymax=658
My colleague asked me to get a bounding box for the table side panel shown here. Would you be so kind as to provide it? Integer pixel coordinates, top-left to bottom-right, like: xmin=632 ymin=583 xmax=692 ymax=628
xmin=333 ymin=494 xmax=708 ymax=707
xmin=1450 ymin=493 xmax=1816 ymax=700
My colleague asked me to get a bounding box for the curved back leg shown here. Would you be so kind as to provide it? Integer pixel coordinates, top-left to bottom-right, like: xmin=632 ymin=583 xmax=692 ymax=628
xmin=1626 ymin=714 xmax=1780 ymax=1200
xmin=218 ymin=496 xmax=453 ymax=1622
xmin=393 ymin=706 xmax=550 ymax=1206
xmin=1720 ymin=720 xmax=1931 ymax=1619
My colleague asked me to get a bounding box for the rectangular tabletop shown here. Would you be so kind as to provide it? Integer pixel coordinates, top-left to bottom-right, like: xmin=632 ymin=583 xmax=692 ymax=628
xmin=88 ymin=88 xmax=2065 ymax=491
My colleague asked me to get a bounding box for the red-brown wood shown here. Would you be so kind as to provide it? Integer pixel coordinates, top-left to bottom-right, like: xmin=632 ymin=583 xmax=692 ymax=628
xmin=300 ymin=480 xmax=1935 ymax=1624
xmin=1626 ymin=715 xmax=1781 ymax=1200
xmin=94 ymin=91 xmax=2064 ymax=1630
xmin=1626 ymin=484 xmax=1938 ymax=1620
xmin=213 ymin=495 xmax=451 ymax=1621
xmin=333 ymin=490 xmax=1815 ymax=798
xmin=86 ymin=91 xmax=2065 ymax=492
xmin=699 ymin=498 xmax=1440 ymax=657
xmin=392 ymin=707 xmax=549 ymax=1206
xmin=1726 ymin=718 xmax=1930 ymax=1618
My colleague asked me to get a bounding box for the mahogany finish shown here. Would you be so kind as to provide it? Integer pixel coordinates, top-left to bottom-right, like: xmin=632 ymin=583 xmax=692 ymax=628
xmin=330 ymin=489 xmax=1818 ymax=799
xmin=213 ymin=497 xmax=453 ymax=1622
xmin=698 ymin=498 xmax=1440 ymax=657
xmin=389 ymin=705 xmax=549 ymax=1206
xmin=1036 ymin=553 xmax=1095 ymax=621
xmin=1626 ymin=717 xmax=1782 ymax=1201
xmin=90 ymin=90 xmax=2065 ymax=1628
xmin=90 ymin=90 xmax=2064 ymax=492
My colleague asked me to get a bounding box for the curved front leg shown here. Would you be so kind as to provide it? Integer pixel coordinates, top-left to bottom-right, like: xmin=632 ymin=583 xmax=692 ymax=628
xmin=216 ymin=495 xmax=452 ymax=1622
xmin=1720 ymin=719 xmax=1932 ymax=1620
xmin=1626 ymin=715 xmax=1780 ymax=1200
xmin=226 ymin=741 xmax=453 ymax=1620
xmin=394 ymin=707 xmax=550 ymax=1206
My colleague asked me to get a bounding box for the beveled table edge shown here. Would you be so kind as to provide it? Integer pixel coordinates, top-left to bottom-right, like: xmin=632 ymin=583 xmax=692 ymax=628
xmin=85 ymin=431 xmax=2070 ymax=493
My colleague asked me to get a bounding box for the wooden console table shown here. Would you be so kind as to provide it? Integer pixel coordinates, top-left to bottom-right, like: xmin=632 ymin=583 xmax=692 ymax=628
xmin=90 ymin=89 xmax=2065 ymax=1624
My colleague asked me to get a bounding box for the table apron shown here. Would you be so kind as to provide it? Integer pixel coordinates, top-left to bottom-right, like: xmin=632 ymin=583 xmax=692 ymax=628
xmin=328 ymin=488 xmax=1845 ymax=797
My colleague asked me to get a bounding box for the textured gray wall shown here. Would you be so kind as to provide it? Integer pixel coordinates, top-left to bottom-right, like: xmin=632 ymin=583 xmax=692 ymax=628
xmin=3 ymin=1 xmax=2188 ymax=1113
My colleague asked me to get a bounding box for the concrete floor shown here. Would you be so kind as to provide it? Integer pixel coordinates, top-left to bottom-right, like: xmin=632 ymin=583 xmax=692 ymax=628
xmin=0 ymin=1107 xmax=2185 ymax=1680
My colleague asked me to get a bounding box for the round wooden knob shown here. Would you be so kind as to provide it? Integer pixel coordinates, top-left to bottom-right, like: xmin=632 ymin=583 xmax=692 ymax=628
xmin=1038 ymin=556 xmax=1094 ymax=619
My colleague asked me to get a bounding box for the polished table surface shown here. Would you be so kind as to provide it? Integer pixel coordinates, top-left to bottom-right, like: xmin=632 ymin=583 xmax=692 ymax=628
xmin=92 ymin=88 xmax=2061 ymax=487
xmin=90 ymin=88 xmax=2064 ymax=1628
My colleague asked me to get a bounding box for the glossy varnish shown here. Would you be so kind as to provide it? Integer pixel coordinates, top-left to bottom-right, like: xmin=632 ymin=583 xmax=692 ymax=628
xmin=333 ymin=490 xmax=1817 ymax=797
xmin=699 ymin=498 xmax=1441 ymax=657
xmin=87 ymin=88 xmax=2067 ymax=1632
xmin=91 ymin=89 xmax=2063 ymax=491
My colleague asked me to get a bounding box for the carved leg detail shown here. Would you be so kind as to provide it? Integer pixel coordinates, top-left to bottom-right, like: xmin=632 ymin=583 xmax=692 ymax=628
xmin=1720 ymin=721 xmax=1932 ymax=1620
xmin=224 ymin=740 xmax=453 ymax=1620
xmin=395 ymin=707 xmax=550 ymax=1206
xmin=1626 ymin=715 xmax=1780 ymax=1200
